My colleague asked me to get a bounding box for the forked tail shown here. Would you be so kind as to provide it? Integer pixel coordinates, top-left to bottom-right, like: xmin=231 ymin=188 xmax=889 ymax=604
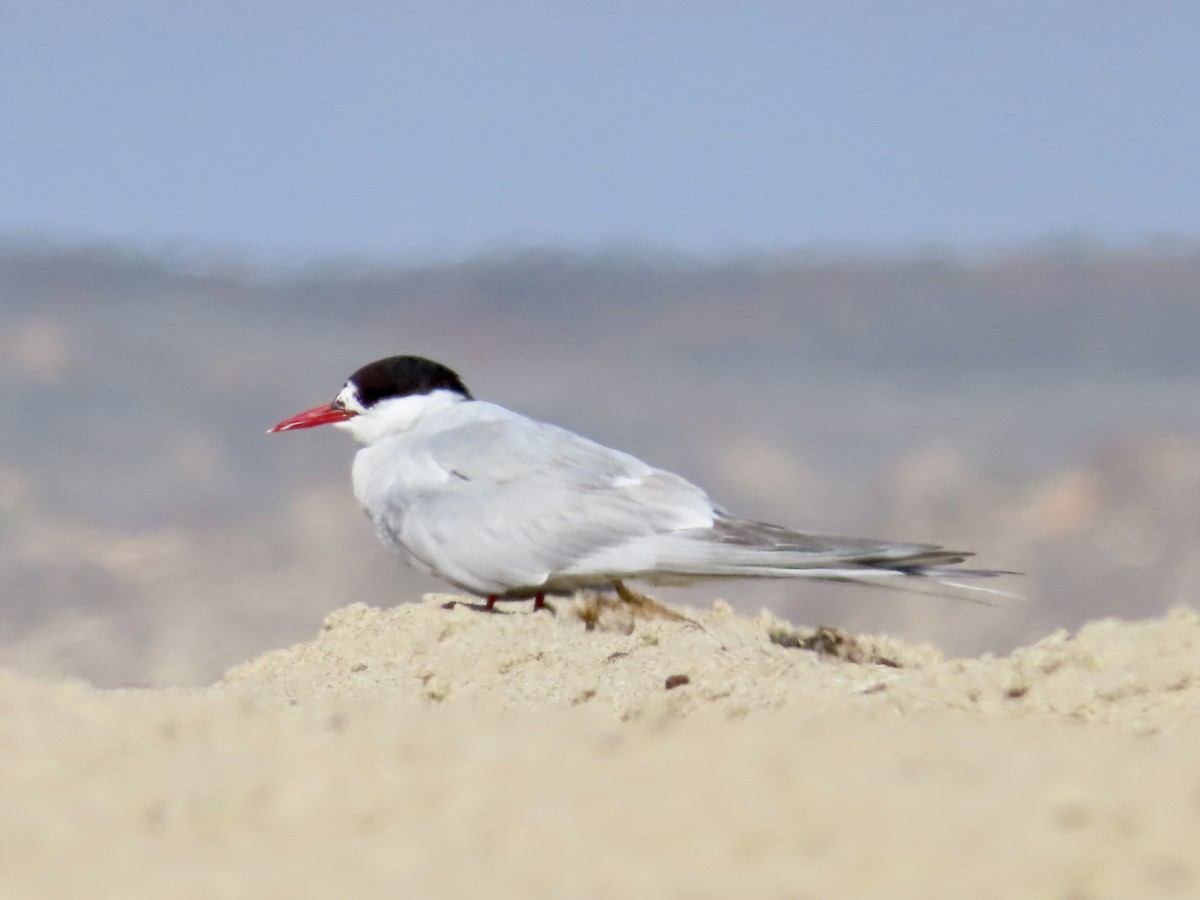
xmin=654 ymin=516 xmax=1022 ymax=604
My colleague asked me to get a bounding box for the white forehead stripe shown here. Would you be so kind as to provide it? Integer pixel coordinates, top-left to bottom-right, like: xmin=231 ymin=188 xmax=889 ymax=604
xmin=337 ymin=383 xmax=367 ymax=414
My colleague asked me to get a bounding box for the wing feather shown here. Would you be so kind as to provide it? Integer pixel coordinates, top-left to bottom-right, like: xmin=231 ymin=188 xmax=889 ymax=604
xmin=378 ymin=409 xmax=715 ymax=595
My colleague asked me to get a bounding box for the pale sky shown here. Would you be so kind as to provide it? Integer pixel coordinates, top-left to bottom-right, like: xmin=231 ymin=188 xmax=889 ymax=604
xmin=3 ymin=2 xmax=1198 ymax=260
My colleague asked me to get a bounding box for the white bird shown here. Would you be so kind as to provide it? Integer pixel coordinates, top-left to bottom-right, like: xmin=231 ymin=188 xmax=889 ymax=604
xmin=270 ymin=355 xmax=1010 ymax=611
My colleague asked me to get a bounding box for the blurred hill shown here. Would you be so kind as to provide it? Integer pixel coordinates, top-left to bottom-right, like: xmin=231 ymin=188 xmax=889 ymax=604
xmin=2 ymin=239 xmax=1198 ymax=685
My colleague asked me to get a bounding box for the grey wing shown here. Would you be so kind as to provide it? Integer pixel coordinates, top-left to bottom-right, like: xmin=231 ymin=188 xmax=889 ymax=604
xmin=640 ymin=516 xmax=1013 ymax=604
xmin=643 ymin=516 xmax=971 ymax=576
xmin=389 ymin=414 xmax=719 ymax=594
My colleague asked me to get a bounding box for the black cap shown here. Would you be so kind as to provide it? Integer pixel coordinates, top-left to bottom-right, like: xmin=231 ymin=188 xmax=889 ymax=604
xmin=347 ymin=356 xmax=473 ymax=407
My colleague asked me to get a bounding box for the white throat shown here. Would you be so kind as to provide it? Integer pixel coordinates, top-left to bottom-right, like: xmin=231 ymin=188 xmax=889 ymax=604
xmin=335 ymin=388 xmax=468 ymax=445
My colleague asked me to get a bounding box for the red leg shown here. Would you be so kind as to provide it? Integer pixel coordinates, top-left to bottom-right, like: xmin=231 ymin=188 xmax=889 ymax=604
xmin=486 ymin=595 xmax=499 ymax=610
xmin=532 ymin=593 xmax=546 ymax=611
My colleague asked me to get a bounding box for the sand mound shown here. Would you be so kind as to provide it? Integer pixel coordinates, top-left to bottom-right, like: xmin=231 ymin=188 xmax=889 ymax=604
xmin=3 ymin=596 xmax=1199 ymax=898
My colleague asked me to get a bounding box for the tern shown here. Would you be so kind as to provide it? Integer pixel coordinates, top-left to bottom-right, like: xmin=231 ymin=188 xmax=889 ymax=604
xmin=270 ymin=355 xmax=1009 ymax=611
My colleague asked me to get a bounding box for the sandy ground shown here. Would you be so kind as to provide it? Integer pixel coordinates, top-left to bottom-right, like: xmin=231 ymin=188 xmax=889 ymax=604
xmin=3 ymin=594 xmax=1199 ymax=899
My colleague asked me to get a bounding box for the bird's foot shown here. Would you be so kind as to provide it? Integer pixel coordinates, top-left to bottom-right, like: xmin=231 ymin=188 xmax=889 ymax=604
xmin=481 ymin=594 xmax=554 ymax=614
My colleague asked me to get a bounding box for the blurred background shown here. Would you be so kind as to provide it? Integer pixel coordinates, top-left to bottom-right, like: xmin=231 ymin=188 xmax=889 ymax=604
xmin=2 ymin=4 xmax=1198 ymax=686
